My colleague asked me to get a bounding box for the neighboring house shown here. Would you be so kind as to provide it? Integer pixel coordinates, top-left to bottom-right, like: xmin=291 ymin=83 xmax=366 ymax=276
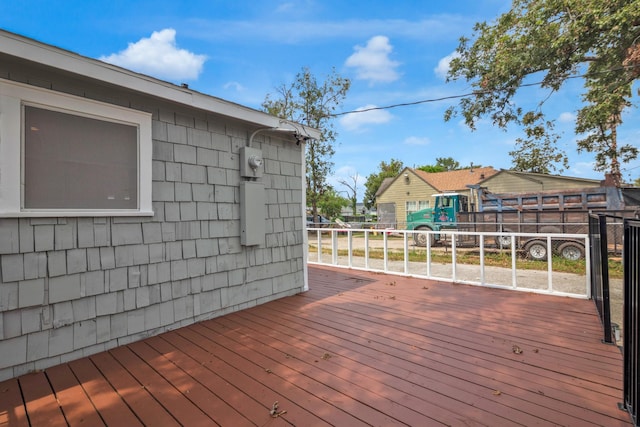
xmin=339 ymin=203 xmax=371 ymax=217
xmin=0 ymin=30 xmax=319 ymax=380
xmin=376 ymin=167 xmax=498 ymax=228
xmin=376 ymin=166 xmax=607 ymax=228
xmin=475 ymin=169 xmax=602 ymax=194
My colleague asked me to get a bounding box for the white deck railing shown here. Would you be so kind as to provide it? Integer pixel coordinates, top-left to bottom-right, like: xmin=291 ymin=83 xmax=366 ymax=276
xmin=307 ymin=227 xmax=591 ymax=298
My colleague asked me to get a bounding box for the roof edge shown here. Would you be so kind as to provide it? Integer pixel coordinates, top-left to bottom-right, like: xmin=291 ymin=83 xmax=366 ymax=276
xmin=0 ymin=30 xmax=321 ymax=140
xmin=491 ymin=169 xmax=602 ymax=185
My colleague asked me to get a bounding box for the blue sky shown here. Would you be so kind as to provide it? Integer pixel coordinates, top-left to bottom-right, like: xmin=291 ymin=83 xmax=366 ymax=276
xmin=2 ymin=0 xmax=639 ymax=198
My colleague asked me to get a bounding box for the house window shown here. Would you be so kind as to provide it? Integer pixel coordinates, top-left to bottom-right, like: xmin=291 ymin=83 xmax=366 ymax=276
xmin=406 ymin=200 xmax=429 ymax=214
xmin=0 ymin=79 xmax=153 ymax=217
xmin=24 ymin=106 xmax=138 ymax=209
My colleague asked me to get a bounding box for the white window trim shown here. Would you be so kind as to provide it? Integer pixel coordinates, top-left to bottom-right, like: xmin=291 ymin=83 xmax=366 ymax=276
xmin=418 ymin=200 xmax=430 ymax=210
xmin=0 ymin=78 xmax=153 ymax=217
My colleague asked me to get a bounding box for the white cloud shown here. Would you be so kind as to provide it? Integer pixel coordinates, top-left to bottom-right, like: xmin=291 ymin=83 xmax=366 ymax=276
xmin=558 ymin=112 xmax=576 ymax=123
xmin=99 ymin=29 xmax=206 ymax=81
xmin=223 ymin=81 xmax=246 ymax=92
xmin=275 ymin=2 xmax=296 ymax=13
xmin=334 ymin=165 xmax=358 ymax=177
xmin=569 ymin=161 xmax=598 ymax=178
xmin=434 ymin=51 xmax=459 ymax=80
xmin=339 ymin=105 xmax=393 ymax=131
xmin=404 ymin=136 xmax=430 ymax=146
xmin=345 ymin=36 xmax=400 ymax=84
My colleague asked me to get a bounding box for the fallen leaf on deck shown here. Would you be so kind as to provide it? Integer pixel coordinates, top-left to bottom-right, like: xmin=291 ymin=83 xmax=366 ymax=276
xmin=270 ymin=401 xmax=287 ymax=418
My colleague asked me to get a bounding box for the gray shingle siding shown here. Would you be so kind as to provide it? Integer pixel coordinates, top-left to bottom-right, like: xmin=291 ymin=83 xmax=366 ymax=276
xmin=0 ymin=64 xmax=305 ymax=380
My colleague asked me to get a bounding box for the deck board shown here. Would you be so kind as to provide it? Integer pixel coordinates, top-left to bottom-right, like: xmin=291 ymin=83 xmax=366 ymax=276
xmin=67 ymin=357 xmax=142 ymax=427
xmin=0 ymin=265 xmax=631 ymax=426
xmin=89 ymin=351 xmax=179 ymax=427
xmin=261 ymin=278 xmax=622 ymax=425
xmin=142 ymin=336 xmax=255 ymax=427
xmin=45 ymin=364 xmax=105 ymax=426
xmin=171 ymin=325 xmax=332 ymax=426
xmin=108 ymin=345 xmax=215 ymax=426
xmin=0 ymin=378 xmax=29 ymax=427
xmin=18 ymin=372 xmax=67 ymax=427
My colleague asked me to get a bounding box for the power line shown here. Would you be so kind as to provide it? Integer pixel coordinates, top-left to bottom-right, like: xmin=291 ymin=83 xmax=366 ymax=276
xmin=330 ymin=64 xmax=639 ymax=117
xmin=330 ymin=92 xmax=477 ymax=116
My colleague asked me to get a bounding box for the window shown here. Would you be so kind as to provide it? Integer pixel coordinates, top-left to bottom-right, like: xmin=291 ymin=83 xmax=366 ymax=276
xmin=406 ymin=200 xmax=429 ymax=214
xmin=0 ymin=79 xmax=153 ymax=217
xmin=441 ymin=197 xmax=454 ymax=208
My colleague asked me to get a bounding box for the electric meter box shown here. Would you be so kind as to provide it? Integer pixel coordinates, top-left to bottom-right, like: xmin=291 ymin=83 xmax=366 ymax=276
xmin=239 ymin=146 xmax=264 ymax=179
xmin=240 ymin=181 xmax=265 ymax=246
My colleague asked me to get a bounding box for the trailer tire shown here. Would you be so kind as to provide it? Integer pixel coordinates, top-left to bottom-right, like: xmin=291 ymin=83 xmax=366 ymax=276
xmin=413 ymin=226 xmax=434 ymax=247
xmin=495 ymin=229 xmax=514 ymax=248
xmin=558 ymin=241 xmax=585 ymax=260
xmin=525 ymin=240 xmax=548 ymax=260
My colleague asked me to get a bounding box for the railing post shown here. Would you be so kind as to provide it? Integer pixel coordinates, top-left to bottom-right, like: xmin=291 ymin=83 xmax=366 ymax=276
xmin=347 ymin=230 xmax=353 ymax=268
xmin=599 ymin=215 xmax=613 ymax=344
xmin=546 ymin=235 xmax=553 ymax=293
xmin=364 ymin=229 xmax=370 ymax=270
xmin=512 ymin=235 xmax=518 ymax=290
xmin=316 ymin=229 xmax=322 ymax=263
xmin=479 ymin=234 xmax=485 ymax=285
xmin=331 ymin=230 xmax=338 ymax=265
xmin=383 ymin=231 xmax=389 ymax=272
xmin=403 ymin=232 xmax=409 ymax=274
xmin=622 ymin=219 xmax=640 ymax=424
xmin=451 ymin=233 xmax=457 ymax=282
xmin=588 ymin=215 xmax=603 ymax=321
xmin=584 ymin=235 xmax=591 ymax=299
xmin=426 ymin=231 xmax=432 ymax=277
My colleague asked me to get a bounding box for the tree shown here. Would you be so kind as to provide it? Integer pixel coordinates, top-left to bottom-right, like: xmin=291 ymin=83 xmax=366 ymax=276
xmin=417 ymin=157 xmax=462 ymax=173
xmin=435 ymin=157 xmax=461 ymax=171
xmin=317 ymin=188 xmax=350 ymax=221
xmin=445 ymin=0 xmax=639 ymax=186
xmin=338 ymin=173 xmax=360 ymax=215
xmin=363 ymin=159 xmax=404 ymax=210
xmin=262 ymin=67 xmax=350 ymax=222
xmin=509 ymin=112 xmax=570 ymax=173
xmin=416 ymin=165 xmax=446 ymax=173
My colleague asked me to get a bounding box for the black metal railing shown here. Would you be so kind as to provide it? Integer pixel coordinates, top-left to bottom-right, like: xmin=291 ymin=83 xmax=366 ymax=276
xmin=622 ymin=218 xmax=640 ymax=426
xmin=588 ymin=214 xmax=613 ymax=344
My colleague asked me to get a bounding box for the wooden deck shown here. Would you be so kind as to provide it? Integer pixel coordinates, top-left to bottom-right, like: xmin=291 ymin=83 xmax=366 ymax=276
xmin=0 ymin=265 xmax=631 ymax=426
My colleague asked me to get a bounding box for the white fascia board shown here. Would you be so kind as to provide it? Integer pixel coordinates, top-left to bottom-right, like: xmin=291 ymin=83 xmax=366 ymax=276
xmin=0 ymin=30 xmax=321 ymax=140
